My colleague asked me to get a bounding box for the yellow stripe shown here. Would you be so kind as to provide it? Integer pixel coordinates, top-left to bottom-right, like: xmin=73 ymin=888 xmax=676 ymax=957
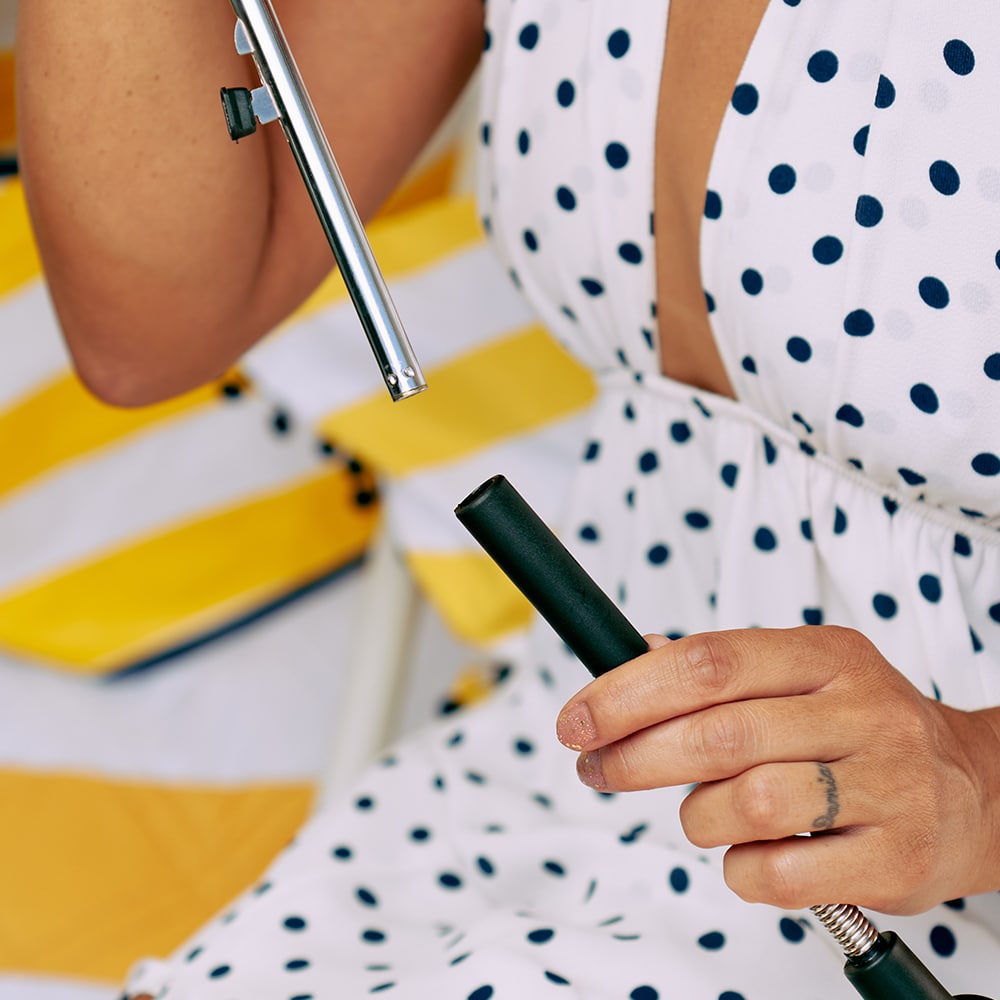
xmin=317 ymin=324 xmax=597 ymax=476
xmin=0 ymin=372 xmax=222 ymax=501
xmin=0 ymin=770 xmax=312 ymax=982
xmin=286 ymin=193 xmax=485 ymax=324
xmin=0 ymin=467 xmax=378 ymax=673
xmin=0 ymin=178 xmax=42 ymax=296
xmin=406 ymin=550 xmax=534 ymax=645
xmin=0 ymin=49 xmax=14 ymax=151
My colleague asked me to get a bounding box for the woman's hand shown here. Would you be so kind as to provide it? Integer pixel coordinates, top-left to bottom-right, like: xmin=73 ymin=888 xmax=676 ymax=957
xmin=556 ymin=626 xmax=1000 ymax=915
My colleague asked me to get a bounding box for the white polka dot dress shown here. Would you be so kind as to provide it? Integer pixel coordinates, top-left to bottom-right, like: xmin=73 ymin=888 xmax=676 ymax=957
xmin=126 ymin=2 xmax=1000 ymax=997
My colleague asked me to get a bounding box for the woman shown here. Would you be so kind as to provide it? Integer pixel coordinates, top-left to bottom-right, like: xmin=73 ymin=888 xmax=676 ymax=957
xmin=18 ymin=1 xmax=1000 ymax=995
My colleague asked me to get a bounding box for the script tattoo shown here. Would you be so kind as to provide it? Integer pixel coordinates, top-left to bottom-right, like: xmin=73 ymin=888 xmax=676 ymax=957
xmin=811 ymin=763 xmax=840 ymax=830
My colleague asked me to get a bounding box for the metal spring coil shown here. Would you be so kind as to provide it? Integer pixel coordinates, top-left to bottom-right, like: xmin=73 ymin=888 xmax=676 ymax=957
xmin=810 ymin=903 xmax=880 ymax=958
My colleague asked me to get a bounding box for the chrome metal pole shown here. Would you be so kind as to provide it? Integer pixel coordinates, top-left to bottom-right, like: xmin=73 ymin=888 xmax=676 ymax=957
xmin=225 ymin=0 xmax=427 ymax=401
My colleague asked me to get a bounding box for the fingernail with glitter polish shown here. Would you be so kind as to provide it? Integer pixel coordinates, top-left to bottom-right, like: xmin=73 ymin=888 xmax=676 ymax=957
xmin=576 ymin=750 xmax=606 ymax=790
xmin=556 ymin=702 xmax=597 ymax=750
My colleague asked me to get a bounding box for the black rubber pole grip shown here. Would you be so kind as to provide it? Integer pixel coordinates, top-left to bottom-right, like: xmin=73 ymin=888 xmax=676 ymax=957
xmin=455 ymin=475 xmax=648 ymax=677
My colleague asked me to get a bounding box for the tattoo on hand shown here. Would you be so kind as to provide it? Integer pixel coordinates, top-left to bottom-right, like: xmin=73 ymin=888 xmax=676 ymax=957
xmin=811 ymin=763 xmax=840 ymax=830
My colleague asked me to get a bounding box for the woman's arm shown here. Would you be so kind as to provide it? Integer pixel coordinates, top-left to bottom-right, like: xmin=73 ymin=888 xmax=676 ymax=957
xmin=16 ymin=0 xmax=483 ymax=405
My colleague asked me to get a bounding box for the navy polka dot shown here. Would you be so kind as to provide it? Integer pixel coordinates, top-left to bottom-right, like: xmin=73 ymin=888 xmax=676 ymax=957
xmin=556 ymin=186 xmax=577 ymax=211
xmin=731 ymin=83 xmax=759 ymax=115
xmin=607 ymin=29 xmax=630 ymax=59
xmin=754 ymin=527 xmax=778 ymax=551
xmin=438 ymin=872 xmax=463 ymax=889
xmin=480 ymin=123 xmax=490 ymax=146
xmin=837 ymin=403 xmax=865 ymax=427
xmin=930 ymin=925 xmax=957 ymax=957
xmin=944 ymin=39 xmax=975 ymax=76
xmin=720 ymin=995 xmax=747 ymax=1000
xmin=780 ymin=917 xmax=806 ymax=943
xmin=899 ymin=467 xmax=927 ymax=486
xmin=208 ymin=965 xmax=231 ymax=979
xmin=929 ymin=160 xmax=960 ymax=195
xmin=990 ymin=603 xmax=1000 ymax=624
xmin=647 ymin=544 xmax=671 ymax=565
xmin=807 ymin=50 xmax=839 ymax=83
xmin=910 ymin=383 xmax=939 ymax=413
xmin=669 ymin=867 xmax=690 ymax=892
xmin=833 ymin=507 xmax=848 ymax=535
xmin=605 ymin=143 xmax=629 ymax=169
xmin=919 ymin=574 xmax=942 ymax=603
xmin=685 ymin=511 xmax=711 ymax=530
xmin=853 ymin=124 xmax=870 ymax=156
xmin=518 ymin=23 xmax=539 ymax=49
xmin=285 ymin=958 xmax=310 ymax=971
xmin=468 ymin=987 xmax=494 ymax=1000
xmin=768 ymin=164 xmax=796 ymax=194
xmin=720 ymin=463 xmax=739 ymax=488
xmin=742 ymin=355 xmax=758 ymax=374
xmin=556 ymin=80 xmax=575 ymax=107
xmin=527 ymin=928 xmax=555 ymax=944
xmin=843 ymin=309 xmax=874 ymax=336
xmin=874 ymin=74 xmax=896 ymax=108
xmin=919 ymin=276 xmax=950 ymax=309
xmin=517 ymin=130 xmax=530 ymax=155
xmin=579 ymin=524 xmax=599 ymax=542
xmin=522 ymin=230 xmax=538 ymax=252
xmin=671 ymin=421 xmax=693 ymax=443
xmin=812 ymin=236 xmax=843 ymax=264
xmin=357 ymin=887 xmax=379 ymax=907
xmin=332 ymin=845 xmax=353 ymax=860
xmin=698 ymin=931 xmax=727 ymax=950
xmin=283 ymin=916 xmax=307 ymax=931
xmin=741 ymin=269 xmax=764 ymax=295
xmin=873 ymin=593 xmax=898 ymax=619
xmin=972 ymin=452 xmax=1000 ymax=476
xmin=954 ymin=533 xmax=972 ymax=557
xmin=580 ymin=277 xmax=605 ymax=296
xmin=477 ymin=857 xmax=495 ymax=876
xmin=543 ymin=860 xmax=566 ymax=876
xmin=545 ymin=971 xmax=570 ymax=985
xmin=787 ymin=336 xmax=812 ymax=362
xmin=618 ymin=242 xmax=643 ymax=264
xmin=355 ymin=796 xmax=374 ymax=810
xmin=630 ymin=988 xmax=658 ymax=1000
xmin=639 ymin=450 xmax=658 ymax=473
xmin=704 ymin=190 xmax=723 ymax=219
xmin=855 ymin=195 xmax=884 ymax=227
xmin=984 ymin=353 xmax=1000 ymax=380
xmin=803 ymin=608 xmax=823 ymax=626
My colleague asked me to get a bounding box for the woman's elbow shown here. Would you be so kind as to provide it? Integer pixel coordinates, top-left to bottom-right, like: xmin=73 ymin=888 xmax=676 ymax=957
xmin=63 ymin=314 xmax=226 ymax=408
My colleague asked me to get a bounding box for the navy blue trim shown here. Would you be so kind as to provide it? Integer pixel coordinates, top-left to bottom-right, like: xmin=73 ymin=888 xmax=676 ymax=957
xmin=105 ymin=555 xmax=365 ymax=682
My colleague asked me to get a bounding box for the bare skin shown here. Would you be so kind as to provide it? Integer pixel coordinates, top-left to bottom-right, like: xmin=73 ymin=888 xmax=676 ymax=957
xmin=16 ymin=0 xmax=484 ymax=404
xmin=19 ymin=4 xmax=998 ymax=996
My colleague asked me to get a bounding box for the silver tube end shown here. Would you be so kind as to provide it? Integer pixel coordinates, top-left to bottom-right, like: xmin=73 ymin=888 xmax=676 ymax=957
xmin=385 ymin=368 xmax=428 ymax=402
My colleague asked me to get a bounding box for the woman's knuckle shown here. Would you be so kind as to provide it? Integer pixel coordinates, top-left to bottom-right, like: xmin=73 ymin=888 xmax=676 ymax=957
xmin=682 ymin=634 xmax=734 ymax=696
xmin=737 ymin=769 xmax=782 ymax=835
xmin=691 ymin=708 xmax=750 ymax=772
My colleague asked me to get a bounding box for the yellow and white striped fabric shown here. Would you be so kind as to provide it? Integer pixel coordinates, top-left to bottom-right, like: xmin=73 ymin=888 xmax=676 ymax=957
xmin=0 ymin=58 xmax=596 ymax=1000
